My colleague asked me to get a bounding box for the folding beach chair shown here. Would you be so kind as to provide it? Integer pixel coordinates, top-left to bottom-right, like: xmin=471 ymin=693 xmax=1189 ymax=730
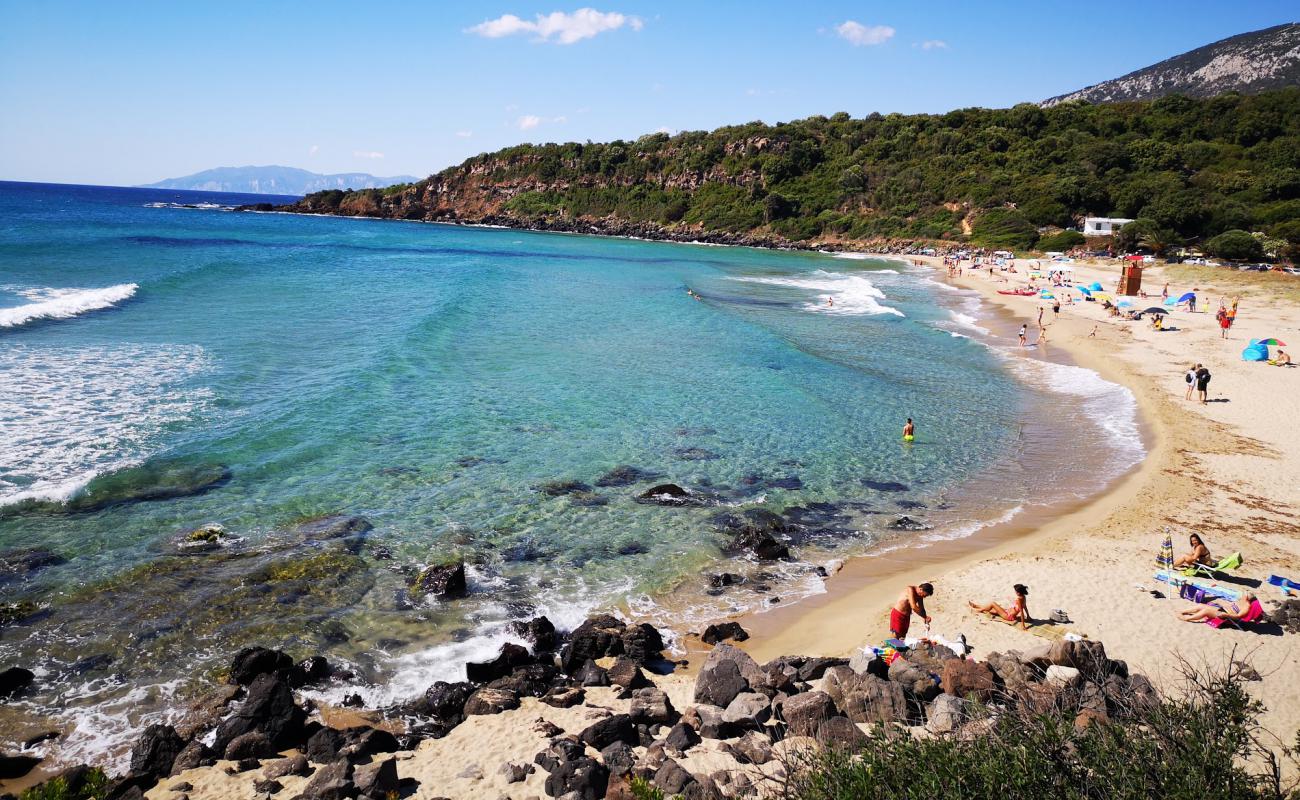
xmin=1206 ymin=598 xmax=1265 ymax=630
xmin=1182 ymin=552 xmax=1243 ymax=579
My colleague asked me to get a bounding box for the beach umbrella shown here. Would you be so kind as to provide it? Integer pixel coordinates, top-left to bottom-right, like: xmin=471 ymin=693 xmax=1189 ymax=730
xmin=1089 ymin=282 xmax=1103 ymax=292
xmin=1256 ymin=338 xmax=1287 ymax=346
xmin=1094 ymin=292 xmax=1114 ymax=303
xmin=1156 ymin=533 xmax=1175 ymax=572
xmin=1163 ymin=296 xmax=1177 ymax=306
xmin=1117 ymin=299 xmax=1134 ymax=307
xmin=1177 ymin=292 xmax=1195 ymax=303
xmin=1076 ymin=286 xmax=1092 ymax=296
xmin=1143 ymin=307 xmax=1169 ymax=315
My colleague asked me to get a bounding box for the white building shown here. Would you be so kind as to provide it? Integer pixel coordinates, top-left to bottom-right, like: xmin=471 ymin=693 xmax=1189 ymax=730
xmin=1082 ymin=217 xmax=1135 ymax=236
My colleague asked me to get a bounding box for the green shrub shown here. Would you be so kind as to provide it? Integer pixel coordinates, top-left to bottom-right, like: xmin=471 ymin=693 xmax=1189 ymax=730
xmin=971 ymin=208 xmax=1038 ymax=249
xmin=1037 ymin=230 xmax=1086 ymax=251
xmin=20 ymin=768 xmax=109 ymax=800
xmin=1205 ymin=229 xmax=1266 ymax=261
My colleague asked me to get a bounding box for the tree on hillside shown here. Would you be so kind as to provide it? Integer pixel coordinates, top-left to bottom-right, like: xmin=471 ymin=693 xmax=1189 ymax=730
xmin=1204 ymin=229 xmax=1265 ymax=261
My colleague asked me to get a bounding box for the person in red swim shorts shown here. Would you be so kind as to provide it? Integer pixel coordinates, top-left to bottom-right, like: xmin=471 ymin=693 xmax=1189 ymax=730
xmin=890 ymin=582 xmax=933 ymax=638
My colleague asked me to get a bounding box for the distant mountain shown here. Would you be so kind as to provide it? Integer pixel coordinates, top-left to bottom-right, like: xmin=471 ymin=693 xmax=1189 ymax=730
xmin=1043 ymin=22 xmax=1300 ymax=106
xmin=140 ymin=165 xmax=417 ymax=196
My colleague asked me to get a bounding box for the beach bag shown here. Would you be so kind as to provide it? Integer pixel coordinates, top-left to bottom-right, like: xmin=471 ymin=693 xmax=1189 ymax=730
xmin=1179 ymin=583 xmax=1208 ymax=604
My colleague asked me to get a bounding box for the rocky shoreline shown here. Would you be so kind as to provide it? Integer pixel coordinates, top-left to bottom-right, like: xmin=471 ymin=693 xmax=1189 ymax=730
xmin=1 ymin=607 xmax=1183 ymax=800
xmin=237 ymin=201 xmax=964 ymax=258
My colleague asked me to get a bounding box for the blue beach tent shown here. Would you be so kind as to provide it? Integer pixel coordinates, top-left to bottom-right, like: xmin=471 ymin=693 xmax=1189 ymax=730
xmin=1088 ymin=281 xmax=1103 ymax=292
xmin=1178 ymin=292 xmax=1195 ymax=303
xmin=1242 ymin=339 xmax=1270 ymax=362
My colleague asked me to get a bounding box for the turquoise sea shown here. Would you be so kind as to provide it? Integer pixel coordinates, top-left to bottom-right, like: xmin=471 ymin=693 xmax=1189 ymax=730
xmin=0 ymin=181 xmax=1142 ymax=765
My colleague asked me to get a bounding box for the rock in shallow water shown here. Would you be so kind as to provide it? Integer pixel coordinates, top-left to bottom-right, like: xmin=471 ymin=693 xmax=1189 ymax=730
xmin=594 ymin=465 xmax=660 ymax=487
xmin=66 ymin=461 xmax=232 ymax=513
xmin=408 ymin=560 xmax=467 ymax=600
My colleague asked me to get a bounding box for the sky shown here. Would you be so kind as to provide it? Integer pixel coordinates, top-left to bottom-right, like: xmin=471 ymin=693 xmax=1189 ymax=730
xmin=1 ymin=1 xmax=1296 ymax=186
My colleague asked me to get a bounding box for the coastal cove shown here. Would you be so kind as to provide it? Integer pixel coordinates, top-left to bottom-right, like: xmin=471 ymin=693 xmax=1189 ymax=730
xmin=0 ymin=183 xmax=1145 ymax=776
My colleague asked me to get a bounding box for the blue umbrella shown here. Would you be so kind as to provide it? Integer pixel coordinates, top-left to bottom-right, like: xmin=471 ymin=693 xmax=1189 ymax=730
xmin=1163 ymin=296 xmax=1177 ymax=306
xmin=1177 ymin=292 xmax=1195 ymax=303
xmin=1089 ymin=282 xmax=1103 ymax=292
xmin=1076 ymin=286 xmax=1093 ymax=296
xmin=1118 ymin=299 xmax=1134 ymax=307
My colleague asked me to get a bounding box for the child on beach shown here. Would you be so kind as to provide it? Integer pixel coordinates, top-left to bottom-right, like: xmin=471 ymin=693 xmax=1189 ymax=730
xmin=1185 ymin=364 xmax=1197 ymax=401
xmin=1019 ymin=324 xmax=1027 ymax=347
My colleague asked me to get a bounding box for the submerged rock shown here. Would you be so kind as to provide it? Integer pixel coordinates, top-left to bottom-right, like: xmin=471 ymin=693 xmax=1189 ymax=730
xmin=673 ymin=447 xmax=720 ymax=461
xmin=408 ymin=560 xmax=467 ymax=600
xmin=0 ymin=666 xmax=35 ymax=698
xmin=862 ymin=479 xmax=909 ymax=493
xmin=887 ymin=516 xmax=931 ymax=531
xmin=0 ymin=547 xmax=67 ymax=584
xmin=594 ymin=465 xmax=660 ymax=487
xmin=536 ymin=480 xmax=592 ymax=496
xmin=635 ymin=483 xmax=700 ymax=507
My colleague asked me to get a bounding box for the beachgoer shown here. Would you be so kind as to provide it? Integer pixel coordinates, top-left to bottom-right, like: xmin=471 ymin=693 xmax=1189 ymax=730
xmin=1219 ymin=311 xmax=1231 ymax=338
xmin=1173 ymin=533 xmax=1212 ymax=569
xmin=1089 ymin=324 xmax=1098 ymax=338
xmin=1189 ymin=295 xmax=1197 ymax=313
xmin=968 ymin=584 xmax=1030 ymax=630
xmin=1052 ymin=299 xmax=1060 ymax=317
xmin=1177 ymin=592 xmax=1256 ymax=624
xmin=903 ymin=418 xmax=915 ymax=442
xmin=890 ymin=583 xmax=933 ymax=638
xmin=1037 ymin=307 xmax=1043 ymax=328
xmin=1162 ymin=283 xmax=1169 ymax=300
xmin=1185 ymin=364 xmax=1197 ymax=401
xmin=1018 ymin=324 xmax=1027 ymax=347
xmin=1275 ymin=350 xmax=1292 ymax=366
xmin=1196 ymin=365 xmax=1212 ymax=404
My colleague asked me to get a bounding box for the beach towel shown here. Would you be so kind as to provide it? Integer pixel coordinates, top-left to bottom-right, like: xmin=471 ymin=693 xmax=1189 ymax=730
xmin=1154 ymin=570 xmax=1241 ymax=601
xmin=1206 ymin=599 xmax=1265 ymax=629
xmin=1182 ymin=551 xmax=1243 ymax=579
xmin=993 ymin=616 xmax=1081 ymax=641
xmin=1266 ymin=575 xmax=1300 ymax=596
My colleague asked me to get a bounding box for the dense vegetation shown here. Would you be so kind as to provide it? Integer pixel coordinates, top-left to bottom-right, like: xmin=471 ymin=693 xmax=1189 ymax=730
xmin=785 ymin=666 xmax=1299 ymax=800
xmin=301 ymin=89 xmax=1300 ymax=258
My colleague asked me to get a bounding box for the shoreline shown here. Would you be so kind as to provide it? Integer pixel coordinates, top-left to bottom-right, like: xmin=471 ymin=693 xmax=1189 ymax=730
xmin=726 ymin=254 xmax=1165 ymax=664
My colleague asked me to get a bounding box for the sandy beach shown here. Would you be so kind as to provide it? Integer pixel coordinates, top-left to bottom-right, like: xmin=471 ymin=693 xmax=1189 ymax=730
xmin=733 ymin=254 xmax=1300 ymax=756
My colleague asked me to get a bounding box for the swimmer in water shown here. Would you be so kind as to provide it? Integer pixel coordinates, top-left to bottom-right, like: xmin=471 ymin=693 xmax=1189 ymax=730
xmin=828 ymin=296 xmax=834 ymax=307
xmin=903 ymin=417 xmax=915 ymax=442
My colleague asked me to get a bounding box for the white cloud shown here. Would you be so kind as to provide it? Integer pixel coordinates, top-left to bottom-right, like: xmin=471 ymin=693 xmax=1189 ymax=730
xmin=835 ymin=20 xmax=895 ymax=46
xmin=517 ymin=115 xmax=543 ymax=130
xmin=653 ymin=126 xmax=673 ymax=134
xmin=353 ymin=150 xmax=384 ymax=159
xmin=552 ymin=115 xmax=568 ymax=124
xmin=918 ymin=39 xmax=948 ymax=50
xmin=456 ymin=130 xmax=474 ymax=138
xmin=308 ymin=144 xmax=319 ymax=156
xmin=467 ymin=8 xmax=643 ymax=45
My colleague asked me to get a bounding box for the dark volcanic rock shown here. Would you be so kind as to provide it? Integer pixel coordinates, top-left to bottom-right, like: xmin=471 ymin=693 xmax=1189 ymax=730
xmin=695 ymin=645 xmax=761 ymax=708
xmin=673 ymin=447 xmax=720 ymax=461
xmin=489 ymin=663 xmax=559 ymax=698
xmin=654 ymin=759 xmax=694 ymax=794
xmin=298 ymin=758 xmax=353 ymax=800
xmin=635 ymin=483 xmax=701 ymax=507
xmin=293 ymin=515 xmax=373 ymax=542
xmin=0 ymin=667 xmax=35 ymax=698
xmin=716 ymin=509 xmax=794 ymax=560
xmin=629 ymin=687 xmax=677 ymax=725
xmin=887 ymin=515 xmax=930 ymax=531
xmin=544 ymin=756 xmax=608 ymax=800
xmin=464 ymin=687 xmax=520 ymax=715
xmin=780 ymin=690 xmax=836 ymax=737
xmin=355 ymin=757 xmax=399 ymax=797
xmin=306 ymin=728 xmax=345 ymax=764
xmin=466 ymin=642 xmax=534 ymax=683
xmin=213 ymin=673 xmax=306 ymax=753
xmin=600 ymin=741 xmax=637 ymax=777
xmin=595 ymin=466 xmax=660 ymax=487
xmin=129 ymin=724 xmax=185 ymax=782
xmin=223 ymin=731 xmax=277 ymax=761
xmin=229 ymin=647 xmax=294 ymax=686
xmin=408 ymin=560 xmax=467 ymax=600
xmin=817 ymin=715 xmax=870 ymax=749
xmin=579 ymin=714 xmax=636 ymax=749
xmin=534 ymin=737 xmax=586 ymax=772
xmin=701 ymin=621 xmax=749 ymax=645
xmin=510 ymin=615 xmax=558 ymax=652
xmin=169 ymin=740 xmax=214 ymax=775
xmin=941 ymin=659 xmax=995 ymax=703
xmin=0 ymin=754 xmax=41 ymax=780
xmin=663 ymin=722 xmax=701 ymax=753
xmin=577 ymin=660 xmax=610 ymax=687
xmin=823 ymin=666 xmax=908 ymax=725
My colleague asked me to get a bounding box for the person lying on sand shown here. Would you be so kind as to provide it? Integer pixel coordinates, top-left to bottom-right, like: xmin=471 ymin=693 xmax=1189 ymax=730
xmin=1173 ymin=533 xmax=1211 ymax=570
xmin=1177 ymin=592 xmax=1256 ymax=624
xmin=890 ymin=582 xmax=933 ymax=638
xmin=968 ymin=584 xmax=1030 ymax=630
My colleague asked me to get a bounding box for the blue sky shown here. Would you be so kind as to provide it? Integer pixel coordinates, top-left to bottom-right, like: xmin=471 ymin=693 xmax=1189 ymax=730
xmin=1 ymin=1 xmax=1296 ymax=186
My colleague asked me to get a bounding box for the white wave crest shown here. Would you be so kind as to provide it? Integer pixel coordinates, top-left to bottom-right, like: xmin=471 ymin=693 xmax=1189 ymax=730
xmin=0 ymin=343 xmax=212 ymax=508
xmin=736 ymin=271 xmax=905 ymax=317
xmin=0 ymin=284 xmax=138 ymax=329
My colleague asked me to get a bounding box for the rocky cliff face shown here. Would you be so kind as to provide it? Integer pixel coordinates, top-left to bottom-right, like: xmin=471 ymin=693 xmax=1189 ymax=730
xmin=1043 ymin=22 xmax=1300 ymax=105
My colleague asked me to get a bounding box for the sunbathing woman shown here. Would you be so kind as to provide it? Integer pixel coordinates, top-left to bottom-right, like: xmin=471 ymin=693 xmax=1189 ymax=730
xmin=968 ymin=584 xmax=1030 ymax=630
xmin=1177 ymin=592 xmax=1257 ymax=624
xmin=1173 ymin=533 xmax=1211 ymax=570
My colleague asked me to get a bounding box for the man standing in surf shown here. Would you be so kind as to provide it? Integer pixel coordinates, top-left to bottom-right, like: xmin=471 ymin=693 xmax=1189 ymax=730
xmin=890 ymin=583 xmax=933 ymax=638
xmin=903 ymin=418 xmax=915 ymax=442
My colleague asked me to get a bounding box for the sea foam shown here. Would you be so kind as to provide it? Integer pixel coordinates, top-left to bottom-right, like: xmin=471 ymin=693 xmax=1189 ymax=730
xmin=0 ymin=283 xmax=138 ymax=329
xmin=736 ymin=271 xmax=905 ymax=317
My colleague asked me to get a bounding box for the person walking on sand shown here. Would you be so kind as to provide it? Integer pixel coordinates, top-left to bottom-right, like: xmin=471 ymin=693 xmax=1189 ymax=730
xmin=1019 ymin=324 xmax=1028 ymax=347
xmin=1162 ymin=282 xmax=1169 ymax=300
xmin=1052 ymin=298 xmax=1060 ymax=317
xmin=1037 ymin=307 xmax=1044 ymax=328
xmin=1218 ymin=309 xmax=1232 ymax=338
xmin=1196 ymin=364 xmax=1212 ymax=404
xmin=1185 ymin=363 xmax=1197 ymax=401
xmin=903 ymin=417 xmax=915 ymax=442
xmin=969 ymin=584 xmax=1030 ymax=630
xmin=890 ymin=583 xmax=933 ymax=638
